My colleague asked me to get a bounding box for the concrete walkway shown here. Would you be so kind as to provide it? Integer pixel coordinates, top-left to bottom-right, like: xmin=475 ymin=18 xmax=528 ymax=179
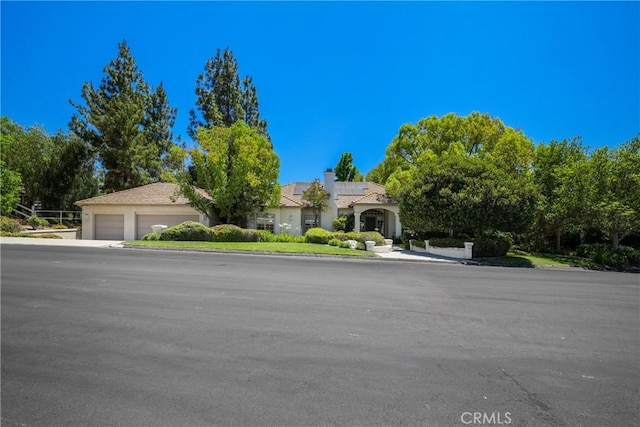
xmin=0 ymin=237 xmax=123 ymax=248
xmin=376 ymin=246 xmax=459 ymax=263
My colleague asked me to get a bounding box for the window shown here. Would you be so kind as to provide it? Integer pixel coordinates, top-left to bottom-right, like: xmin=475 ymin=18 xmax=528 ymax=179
xmin=304 ymin=214 xmax=319 ymax=231
xmin=256 ymin=214 xmax=275 ymax=232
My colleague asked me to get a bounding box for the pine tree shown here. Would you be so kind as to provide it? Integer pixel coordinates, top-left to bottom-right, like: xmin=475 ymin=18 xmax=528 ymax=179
xmin=70 ymin=40 xmax=177 ymax=192
xmin=335 ymin=152 xmax=363 ymax=182
xmin=188 ymin=48 xmax=268 ymax=139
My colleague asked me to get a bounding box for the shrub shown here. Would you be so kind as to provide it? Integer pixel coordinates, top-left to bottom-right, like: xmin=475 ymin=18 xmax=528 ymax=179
xmin=160 ymin=221 xmax=214 ymax=241
xmin=1 ymin=216 xmax=22 ymax=233
xmin=328 ymin=238 xmax=341 ymax=247
xmin=576 ymin=243 xmax=640 ymax=268
xmin=332 ymin=215 xmax=347 ymax=232
xmin=305 ymin=227 xmax=333 ymax=244
xmin=257 ymin=230 xmax=276 ymax=242
xmin=211 ymin=224 xmax=245 ymax=242
xmin=332 ymin=231 xmax=348 ymax=241
xmin=210 ymin=224 xmax=262 ymax=242
xmin=346 ymin=231 xmax=386 ymax=246
xmin=429 ymin=237 xmax=465 ymax=248
xmin=356 ymin=241 xmax=365 ymax=251
xmin=27 ymin=215 xmax=49 ymax=230
xmin=472 ymin=237 xmax=511 ymax=257
xmin=339 ymin=240 xmax=352 ymax=249
xmin=51 ymin=224 xmax=68 ymax=229
xmin=142 ymin=232 xmax=161 ymax=241
xmin=410 ymin=239 xmax=426 ymax=248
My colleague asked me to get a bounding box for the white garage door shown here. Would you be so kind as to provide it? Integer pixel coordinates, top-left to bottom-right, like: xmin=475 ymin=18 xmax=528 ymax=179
xmin=95 ymin=214 xmax=125 ymax=240
xmin=136 ymin=214 xmax=200 ymax=239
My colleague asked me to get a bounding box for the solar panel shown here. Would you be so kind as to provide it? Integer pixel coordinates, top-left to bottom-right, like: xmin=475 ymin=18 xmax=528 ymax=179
xmin=293 ymin=182 xmax=312 ymax=195
xmin=333 ymin=182 xmax=368 ymax=196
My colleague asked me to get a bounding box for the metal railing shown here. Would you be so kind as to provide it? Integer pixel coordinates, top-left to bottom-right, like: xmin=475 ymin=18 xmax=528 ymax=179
xmin=34 ymin=210 xmax=82 ymax=225
xmin=10 ymin=204 xmax=82 ymax=225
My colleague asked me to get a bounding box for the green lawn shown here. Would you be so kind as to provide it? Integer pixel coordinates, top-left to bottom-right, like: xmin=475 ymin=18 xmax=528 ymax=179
xmin=476 ymin=250 xmax=598 ymax=269
xmin=124 ymin=240 xmax=377 ymax=257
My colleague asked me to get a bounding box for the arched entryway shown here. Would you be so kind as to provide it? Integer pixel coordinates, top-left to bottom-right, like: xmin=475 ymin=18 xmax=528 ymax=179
xmin=353 ymin=206 xmax=401 ymax=238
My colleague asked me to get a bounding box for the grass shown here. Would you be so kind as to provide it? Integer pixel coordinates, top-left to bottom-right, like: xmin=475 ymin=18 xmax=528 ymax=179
xmin=475 ymin=249 xmax=598 ymax=269
xmin=124 ymin=240 xmax=377 ymax=257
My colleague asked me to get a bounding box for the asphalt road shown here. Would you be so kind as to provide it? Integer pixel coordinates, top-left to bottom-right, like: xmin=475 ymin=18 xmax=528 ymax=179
xmin=1 ymin=245 xmax=638 ymax=427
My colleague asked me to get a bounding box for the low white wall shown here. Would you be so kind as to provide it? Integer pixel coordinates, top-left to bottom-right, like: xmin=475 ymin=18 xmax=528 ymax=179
xmin=410 ymin=240 xmax=474 ymax=259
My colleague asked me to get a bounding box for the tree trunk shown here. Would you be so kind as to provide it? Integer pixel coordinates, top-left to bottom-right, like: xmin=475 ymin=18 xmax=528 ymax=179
xmin=556 ymin=226 xmax=562 ymax=252
xmin=611 ymin=233 xmax=620 ymax=251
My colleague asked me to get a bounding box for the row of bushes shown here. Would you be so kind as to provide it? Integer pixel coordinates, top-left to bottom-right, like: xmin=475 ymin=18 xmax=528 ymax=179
xmin=142 ymin=223 xmax=386 ymax=251
xmin=576 ymin=243 xmax=640 ymax=269
xmin=304 ymin=227 xmax=386 ymax=246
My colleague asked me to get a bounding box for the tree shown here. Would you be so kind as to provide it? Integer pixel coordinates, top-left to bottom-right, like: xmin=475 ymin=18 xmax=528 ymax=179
xmin=302 ymin=180 xmax=329 ymax=228
xmin=1 ymin=117 xmax=99 ymax=210
xmin=179 ymin=121 xmax=280 ymax=226
xmin=587 ymin=137 xmax=640 ymax=250
xmin=397 ymin=151 xmax=535 ymax=237
xmin=334 ymin=152 xmax=363 ymax=181
xmin=0 ymin=164 xmax=21 ymax=214
xmin=367 ymin=112 xmax=534 ymax=184
xmin=188 ymin=48 xmax=268 ymax=139
xmin=70 ymin=40 xmax=177 ymax=192
xmin=532 ymin=137 xmax=590 ymax=251
xmin=39 ymin=132 xmax=100 ymax=211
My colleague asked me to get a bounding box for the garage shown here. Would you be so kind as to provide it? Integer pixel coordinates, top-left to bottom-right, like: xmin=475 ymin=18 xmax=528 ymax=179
xmin=95 ymin=214 xmax=125 ymax=240
xmin=136 ymin=214 xmax=200 ymax=239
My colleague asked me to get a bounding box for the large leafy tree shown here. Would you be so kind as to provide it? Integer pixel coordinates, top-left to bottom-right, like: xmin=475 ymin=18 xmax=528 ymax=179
xmin=39 ymin=132 xmax=100 ymax=210
xmin=179 ymin=121 xmax=280 ymax=226
xmin=367 ymin=112 xmax=534 ymax=184
xmin=302 ymin=180 xmax=330 ymax=227
xmin=70 ymin=40 xmax=177 ymax=192
xmin=587 ymin=137 xmax=640 ymax=250
xmin=398 ymin=148 xmax=536 ymax=237
xmin=1 ymin=117 xmax=99 ymax=210
xmin=375 ymin=112 xmax=536 ymax=236
xmin=334 ymin=152 xmax=363 ymax=182
xmin=532 ymin=138 xmax=590 ymax=250
xmin=188 ymin=48 xmax=268 ymax=139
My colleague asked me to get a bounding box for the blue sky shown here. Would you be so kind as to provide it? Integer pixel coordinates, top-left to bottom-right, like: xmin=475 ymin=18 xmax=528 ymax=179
xmin=2 ymin=1 xmax=638 ymax=184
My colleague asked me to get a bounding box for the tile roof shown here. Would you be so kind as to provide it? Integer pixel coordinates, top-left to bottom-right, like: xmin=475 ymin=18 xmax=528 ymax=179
xmin=75 ymin=182 xmax=211 ymax=206
xmin=279 ymin=181 xmax=395 ymax=208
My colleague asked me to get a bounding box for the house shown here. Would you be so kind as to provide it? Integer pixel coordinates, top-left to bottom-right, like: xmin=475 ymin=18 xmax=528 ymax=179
xmin=76 ymin=171 xmax=401 ymax=240
xmin=75 ymin=183 xmax=211 ymax=240
xmin=247 ymin=169 xmax=401 ymax=238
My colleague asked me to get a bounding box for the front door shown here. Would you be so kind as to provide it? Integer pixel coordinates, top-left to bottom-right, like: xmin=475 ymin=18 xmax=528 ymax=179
xmin=365 ymin=216 xmax=376 ymax=232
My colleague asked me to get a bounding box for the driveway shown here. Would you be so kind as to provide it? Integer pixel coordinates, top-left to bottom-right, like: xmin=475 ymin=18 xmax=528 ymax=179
xmin=2 ymin=245 xmax=638 ymax=426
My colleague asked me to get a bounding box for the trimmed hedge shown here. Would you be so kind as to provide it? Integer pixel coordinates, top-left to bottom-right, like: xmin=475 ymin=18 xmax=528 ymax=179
xmin=160 ymin=221 xmax=215 ymax=241
xmin=345 ymin=231 xmax=386 ymax=246
xmin=472 ymin=237 xmax=511 ymax=257
xmin=305 ymin=227 xmax=333 ymax=244
xmin=429 ymin=237 xmax=465 ymax=248
xmin=211 ymin=224 xmax=260 ymax=242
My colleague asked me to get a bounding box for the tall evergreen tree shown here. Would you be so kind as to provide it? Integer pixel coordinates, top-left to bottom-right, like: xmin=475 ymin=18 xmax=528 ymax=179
xmin=334 ymin=152 xmax=363 ymax=181
xmin=70 ymin=40 xmax=177 ymax=192
xmin=188 ymin=48 xmax=268 ymax=139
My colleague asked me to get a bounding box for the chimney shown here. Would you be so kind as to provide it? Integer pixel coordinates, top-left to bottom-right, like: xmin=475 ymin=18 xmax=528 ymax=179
xmin=324 ymin=168 xmax=335 ymax=199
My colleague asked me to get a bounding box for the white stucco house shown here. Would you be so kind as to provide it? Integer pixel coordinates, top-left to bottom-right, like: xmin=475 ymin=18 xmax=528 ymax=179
xmin=247 ymin=169 xmax=401 ymax=238
xmin=76 ymin=170 xmax=401 ymax=240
